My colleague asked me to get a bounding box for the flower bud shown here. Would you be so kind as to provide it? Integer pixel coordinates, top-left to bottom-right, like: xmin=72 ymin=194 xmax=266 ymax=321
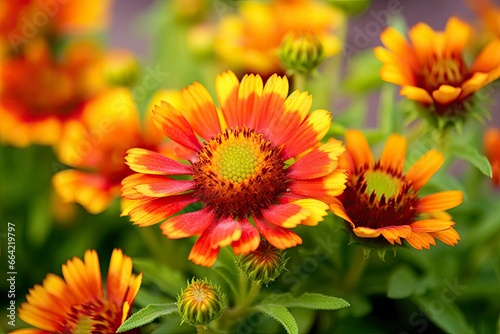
xmin=177 ymin=278 xmax=226 ymax=326
xmin=236 ymin=240 xmax=288 ymax=286
xmin=102 ymin=49 xmax=140 ymax=87
xmin=278 ymin=31 xmax=324 ymax=75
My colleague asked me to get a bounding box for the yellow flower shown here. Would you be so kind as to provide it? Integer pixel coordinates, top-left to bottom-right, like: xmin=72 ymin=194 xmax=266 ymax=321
xmin=374 ymin=17 xmax=500 ymax=118
xmin=331 ymin=130 xmax=462 ymax=250
xmin=12 ymin=249 xmax=142 ymax=334
xmin=215 ymin=0 xmax=344 ymax=76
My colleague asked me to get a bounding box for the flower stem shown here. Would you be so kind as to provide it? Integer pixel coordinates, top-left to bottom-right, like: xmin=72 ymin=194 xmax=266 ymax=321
xmin=344 ymin=247 xmax=368 ymax=290
xmin=293 ymin=72 xmax=308 ymax=92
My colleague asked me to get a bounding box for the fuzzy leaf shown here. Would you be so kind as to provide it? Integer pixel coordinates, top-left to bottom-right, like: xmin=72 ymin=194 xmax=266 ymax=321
xmin=117 ymin=303 xmax=178 ymax=333
xmin=448 ymin=143 xmax=492 ymax=177
xmin=253 ymin=304 xmax=298 ymax=334
xmin=263 ymin=293 xmax=350 ymax=311
xmin=387 ymin=266 xmax=418 ymax=299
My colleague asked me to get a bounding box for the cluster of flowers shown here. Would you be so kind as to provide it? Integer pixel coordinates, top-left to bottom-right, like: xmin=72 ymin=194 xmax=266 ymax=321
xmin=2 ymin=0 xmax=500 ymax=332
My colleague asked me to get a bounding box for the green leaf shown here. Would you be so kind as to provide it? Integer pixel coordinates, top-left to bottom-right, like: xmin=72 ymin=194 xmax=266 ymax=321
xmin=253 ymin=304 xmax=298 ymax=334
xmin=132 ymin=258 xmax=185 ymax=298
xmin=412 ymin=294 xmax=474 ymax=334
xmin=263 ymin=293 xmax=350 ymax=311
xmin=27 ymin=192 xmax=52 ymax=246
xmin=448 ymin=143 xmax=492 ymax=177
xmin=387 ymin=266 xmax=418 ymax=299
xmin=117 ymin=303 xmax=178 ymax=333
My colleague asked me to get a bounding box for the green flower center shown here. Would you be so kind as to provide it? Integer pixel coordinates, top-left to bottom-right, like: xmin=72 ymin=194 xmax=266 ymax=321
xmin=364 ymin=170 xmax=402 ymax=200
xmin=74 ymin=316 xmax=93 ymax=334
xmin=217 ymin=141 xmax=259 ymax=182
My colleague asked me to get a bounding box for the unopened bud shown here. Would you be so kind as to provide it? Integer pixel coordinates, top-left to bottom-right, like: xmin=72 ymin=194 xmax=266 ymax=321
xmin=278 ymin=31 xmax=324 ymax=75
xmin=177 ymin=278 xmax=226 ymax=326
xmin=236 ymin=240 xmax=288 ymax=286
xmin=102 ymin=49 xmax=140 ymax=87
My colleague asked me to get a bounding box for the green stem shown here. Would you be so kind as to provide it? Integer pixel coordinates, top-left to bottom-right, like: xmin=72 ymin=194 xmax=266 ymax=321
xmin=217 ymin=281 xmax=261 ymax=332
xmin=293 ymin=72 xmax=308 ymax=92
xmin=343 ymin=247 xmax=368 ymax=290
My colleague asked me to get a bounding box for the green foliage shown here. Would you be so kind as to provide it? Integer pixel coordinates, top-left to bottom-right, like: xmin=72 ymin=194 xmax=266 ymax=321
xmin=252 ymin=304 xmax=299 ymax=334
xmin=117 ymin=303 xmax=178 ymax=333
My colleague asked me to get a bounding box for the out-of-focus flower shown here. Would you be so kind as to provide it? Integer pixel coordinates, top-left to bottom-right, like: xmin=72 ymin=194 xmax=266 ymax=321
xmin=172 ymin=0 xmax=208 ymax=22
xmin=13 ymin=249 xmax=142 ymax=334
xmin=0 ymin=40 xmax=105 ymax=147
xmin=177 ymin=278 xmax=226 ymax=326
xmin=236 ymin=239 xmax=288 ymax=286
xmin=122 ymin=71 xmax=347 ymax=267
xmin=484 ymin=127 xmax=500 ymax=186
xmin=468 ymin=0 xmax=500 ymax=39
xmin=331 ymin=130 xmax=462 ymax=250
xmin=374 ymin=17 xmax=500 ymax=123
xmin=101 ymin=49 xmax=140 ymax=87
xmin=278 ymin=31 xmax=325 ymax=75
xmin=215 ymin=0 xmax=344 ymax=77
xmin=52 ymin=88 xmax=176 ymax=214
xmin=0 ymin=0 xmax=114 ymax=53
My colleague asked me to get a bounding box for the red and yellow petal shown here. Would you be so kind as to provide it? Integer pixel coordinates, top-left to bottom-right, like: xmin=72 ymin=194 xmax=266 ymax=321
xmin=125 ymin=148 xmax=192 ymax=175
xmin=254 ymin=216 xmax=302 ymax=250
xmin=161 ymin=208 xmax=214 ymax=239
xmin=408 ymin=22 xmax=437 ymax=62
xmin=180 ymin=82 xmax=221 ymax=140
xmin=209 ymin=218 xmax=242 ymax=248
xmin=379 ymin=26 xmax=418 ymax=69
xmin=291 ymin=199 xmax=329 ymax=226
xmin=125 ymin=194 xmax=197 ymax=227
xmin=231 ymin=218 xmax=261 ymax=254
xmin=329 ymin=198 xmax=354 ymax=225
xmin=188 ymin=225 xmax=221 ymax=267
xmin=281 ymin=109 xmax=331 ymax=160
xmin=255 ymin=74 xmax=289 ymax=134
xmin=288 ymin=169 xmax=347 ymax=200
xmin=216 ymin=70 xmax=241 ymax=130
xmin=287 ymin=139 xmax=344 ymax=179
xmin=409 ymin=219 xmax=455 ymax=233
xmin=106 ymin=249 xmax=134 ymax=306
xmin=152 ymin=101 xmax=202 ymax=153
xmin=261 ymin=203 xmax=309 ymax=228
xmin=353 ymin=225 xmax=412 ymax=245
xmin=234 ymin=74 xmax=264 ymax=129
xmin=52 ymin=170 xmax=115 ymax=215
xmin=380 ymin=134 xmax=407 ymax=174
xmin=417 ymin=191 xmax=463 ymax=212
xmin=406 ymin=149 xmax=444 ymax=191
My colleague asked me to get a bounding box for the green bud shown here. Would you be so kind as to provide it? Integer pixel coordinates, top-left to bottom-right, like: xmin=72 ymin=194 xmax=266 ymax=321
xmin=278 ymin=31 xmax=325 ymax=75
xmin=329 ymin=0 xmax=371 ymax=16
xmin=236 ymin=240 xmax=288 ymax=286
xmin=102 ymin=49 xmax=140 ymax=87
xmin=177 ymin=278 xmax=226 ymax=327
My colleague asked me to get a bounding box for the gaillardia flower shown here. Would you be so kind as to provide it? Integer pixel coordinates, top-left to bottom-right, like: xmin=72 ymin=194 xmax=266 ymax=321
xmin=13 ymin=249 xmax=142 ymax=334
xmin=374 ymin=17 xmax=500 ymax=120
xmin=0 ymin=40 xmax=105 ymax=147
xmin=53 ymin=88 xmax=175 ymax=214
xmin=331 ymin=130 xmax=462 ymax=250
xmin=215 ymin=0 xmax=344 ymax=77
xmin=122 ymin=71 xmax=347 ymax=266
xmin=484 ymin=127 xmax=500 ymax=186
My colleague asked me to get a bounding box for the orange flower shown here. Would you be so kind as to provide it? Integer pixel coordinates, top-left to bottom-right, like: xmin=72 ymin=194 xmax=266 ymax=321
xmin=331 ymin=130 xmax=462 ymax=250
xmin=12 ymin=249 xmax=142 ymax=334
xmin=0 ymin=40 xmax=105 ymax=147
xmin=374 ymin=17 xmax=500 ymax=117
xmin=52 ymin=88 xmax=176 ymax=214
xmin=0 ymin=0 xmax=113 ymax=51
xmin=484 ymin=127 xmax=500 ymax=186
xmin=122 ymin=71 xmax=347 ymax=267
xmin=215 ymin=0 xmax=344 ymax=76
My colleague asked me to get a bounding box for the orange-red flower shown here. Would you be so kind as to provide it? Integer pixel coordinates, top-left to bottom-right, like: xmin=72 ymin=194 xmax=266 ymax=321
xmin=374 ymin=17 xmax=500 ymax=117
xmin=122 ymin=71 xmax=347 ymax=267
xmin=0 ymin=40 xmax=105 ymax=147
xmin=0 ymin=0 xmax=113 ymax=53
xmin=331 ymin=130 xmax=462 ymax=250
xmin=12 ymin=249 xmax=142 ymax=334
xmin=215 ymin=0 xmax=344 ymax=76
xmin=52 ymin=88 xmax=176 ymax=214
xmin=484 ymin=127 xmax=500 ymax=186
